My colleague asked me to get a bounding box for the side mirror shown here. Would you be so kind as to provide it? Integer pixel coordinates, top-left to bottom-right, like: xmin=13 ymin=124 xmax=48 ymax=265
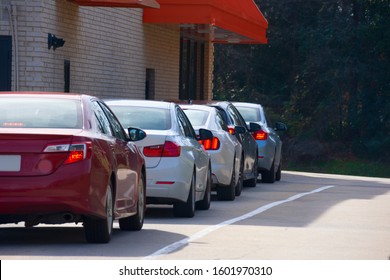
xmin=249 ymin=122 xmax=261 ymax=132
xmin=274 ymin=122 xmax=287 ymax=131
xmin=127 ymin=127 xmax=147 ymax=141
xmin=198 ymin=128 xmax=213 ymax=140
xmin=234 ymin=126 xmax=246 ymax=134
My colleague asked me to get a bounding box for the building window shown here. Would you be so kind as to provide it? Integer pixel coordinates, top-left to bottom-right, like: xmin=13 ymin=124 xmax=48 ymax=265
xmin=0 ymin=36 xmax=12 ymax=91
xmin=145 ymin=68 xmax=155 ymax=100
xmin=179 ymin=37 xmax=205 ymax=101
xmin=64 ymin=60 xmax=70 ymax=93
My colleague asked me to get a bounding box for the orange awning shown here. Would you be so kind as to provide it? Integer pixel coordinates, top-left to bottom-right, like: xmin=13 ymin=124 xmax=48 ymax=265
xmin=144 ymin=0 xmax=268 ymax=44
xmin=70 ymin=0 xmax=160 ymax=8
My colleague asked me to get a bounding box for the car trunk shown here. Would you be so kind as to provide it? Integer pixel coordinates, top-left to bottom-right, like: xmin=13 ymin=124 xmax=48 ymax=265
xmin=0 ymin=130 xmax=77 ymax=176
xmin=133 ymin=131 xmax=171 ymax=168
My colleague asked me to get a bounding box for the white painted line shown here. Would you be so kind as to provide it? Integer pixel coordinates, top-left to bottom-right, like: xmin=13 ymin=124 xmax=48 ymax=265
xmin=144 ymin=185 xmax=336 ymax=259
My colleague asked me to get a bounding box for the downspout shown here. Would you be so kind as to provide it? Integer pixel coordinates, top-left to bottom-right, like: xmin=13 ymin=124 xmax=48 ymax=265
xmin=7 ymin=4 xmax=19 ymax=91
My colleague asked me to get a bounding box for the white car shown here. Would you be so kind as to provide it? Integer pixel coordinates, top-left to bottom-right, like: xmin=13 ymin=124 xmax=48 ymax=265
xmin=233 ymin=102 xmax=287 ymax=183
xmin=106 ymin=100 xmax=212 ymax=217
xmin=181 ymin=104 xmax=243 ymax=201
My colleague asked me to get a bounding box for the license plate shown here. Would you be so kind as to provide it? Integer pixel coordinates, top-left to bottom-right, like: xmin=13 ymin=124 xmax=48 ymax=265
xmin=0 ymin=155 xmax=21 ymax=172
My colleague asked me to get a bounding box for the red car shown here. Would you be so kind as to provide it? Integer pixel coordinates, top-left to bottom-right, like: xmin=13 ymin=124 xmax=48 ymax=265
xmin=0 ymin=92 xmax=147 ymax=243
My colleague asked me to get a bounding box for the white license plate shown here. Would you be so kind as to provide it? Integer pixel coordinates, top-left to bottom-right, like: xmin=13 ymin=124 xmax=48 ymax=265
xmin=0 ymin=155 xmax=21 ymax=172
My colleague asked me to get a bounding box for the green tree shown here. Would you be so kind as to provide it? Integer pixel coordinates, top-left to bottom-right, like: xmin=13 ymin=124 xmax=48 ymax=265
xmin=214 ymin=0 xmax=390 ymax=162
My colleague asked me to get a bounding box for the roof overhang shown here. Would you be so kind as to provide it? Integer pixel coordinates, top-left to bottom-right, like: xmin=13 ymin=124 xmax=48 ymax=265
xmin=143 ymin=0 xmax=268 ymax=44
xmin=69 ymin=0 xmax=160 ymax=8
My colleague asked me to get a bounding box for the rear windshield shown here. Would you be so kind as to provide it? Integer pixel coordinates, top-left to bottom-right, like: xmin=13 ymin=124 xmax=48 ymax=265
xmin=0 ymin=96 xmax=82 ymax=128
xmin=235 ymin=106 xmax=262 ymax=123
xmin=109 ymin=106 xmax=171 ymax=130
xmin=183 ymin=109 xmax=209 ymax=126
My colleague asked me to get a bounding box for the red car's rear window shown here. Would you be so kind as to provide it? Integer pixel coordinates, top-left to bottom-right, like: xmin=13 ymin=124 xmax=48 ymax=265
xmin=0 ymin=96 xmax=82 ymax=129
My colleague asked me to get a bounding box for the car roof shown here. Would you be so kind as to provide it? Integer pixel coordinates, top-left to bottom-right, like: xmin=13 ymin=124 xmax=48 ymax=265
xmin=180 ymin=104 xmax=216 ymax=113
xmin=206 ymin=100 xmax=232 ymax=107
xmin=0 ymin=91 xmax=86 ymax=100
xmin=232 ymin=102 xmax=263 ymax=109
xmin=105 ymin=99 xmax=175 ymax=110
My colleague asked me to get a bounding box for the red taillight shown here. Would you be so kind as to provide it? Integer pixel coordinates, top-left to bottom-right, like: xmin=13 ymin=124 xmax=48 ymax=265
xmin=43 ymin=142 xmax=92 ymax=164
xmin=199 ymin=137 xmax=220 ymax=150
xmin=143 ymin=141 xmax=181 ymax=157
xmin=228 ymin=126 xmax=235 ymax=135
xmin=252 ymin=130 xmax=268 ymax=140
xmin=65 ymin=145 xmax=85 ymax=164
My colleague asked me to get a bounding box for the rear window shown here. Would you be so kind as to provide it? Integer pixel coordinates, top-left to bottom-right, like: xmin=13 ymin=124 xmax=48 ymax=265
xmin=235 ymin=106 xmax=262 ymax=123
xmin=109 ymin=106 xmax=171 ymax=130
xmin=0 ymin=96 xmax=82 ymax=128
xmin=182 ymin=109 xmax=209 ymax=126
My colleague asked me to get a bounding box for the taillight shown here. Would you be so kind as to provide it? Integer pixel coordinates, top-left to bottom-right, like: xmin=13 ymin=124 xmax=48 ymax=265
xmin=228 ymin=126 xmax=235 ymax=135
xmin=65 ymin=144 xmax=89 ymax=164
xmin=2 ymin=122 xmax=25 ymax=127
xmin=143 ymin=141 xmax=181 ymax=157
xmin=199 ymin=137 xmax=220 ymax=150
xmin=43 ymin=142 xmax=92 ymax=164
xmin=252 ymin=130 xmax=268 ymax=140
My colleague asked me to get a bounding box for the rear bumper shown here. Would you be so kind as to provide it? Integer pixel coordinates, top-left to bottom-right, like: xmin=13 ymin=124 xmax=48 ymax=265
xmin=0 ymin=163 xmax=107 ymax=224
xmin=145 ymin=159 xmax=193 ymax=203
xmin=256 ymin=140 xmax=274 ymax=171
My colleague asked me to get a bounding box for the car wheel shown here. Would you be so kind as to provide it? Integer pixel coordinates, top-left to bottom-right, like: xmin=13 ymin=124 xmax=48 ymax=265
xmin=196 ymin=165 xmax=211 ymax=210
xmin=262 ymin=160 xmax=276 ymax=183
xmin=276 ymin=163 xmax=281 ymax=181
xmin=235 ymin=157 xmax=244 ymax=196
xmin=119 ymin=172 xmax=145 ymax=231
xmin=84 ymin=182 xmax=114 ymax=243
xmin=173 ymin=172 xmax=195 ymax=218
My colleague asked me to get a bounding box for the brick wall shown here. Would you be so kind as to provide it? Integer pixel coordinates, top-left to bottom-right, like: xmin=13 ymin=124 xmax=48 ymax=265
xmin=0 ymin=0 xmax=214 ymax=100
xmin=144 ymin=24 xmax=180 ymax=101
xmin=42 ymin=0 xmax=147 ymax=98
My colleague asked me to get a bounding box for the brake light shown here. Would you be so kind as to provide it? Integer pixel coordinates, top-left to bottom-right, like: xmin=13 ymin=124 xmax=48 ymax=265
xmin=252 ymin=130 xmax=268 ymax=140
xmin=43 ymin=142 xmax=92 ymax=164
xmin=143 ymin=141 xmax=181 ymax=157
xmin=2 ymin=122 xmax=25 ymax=127
xmin=65 ymin=144 xmax=87 ymax=164
xmin=199 ymin=137 xmax=220 ymax=150
xmin=228 ymin=126 xmax=235 ymax=135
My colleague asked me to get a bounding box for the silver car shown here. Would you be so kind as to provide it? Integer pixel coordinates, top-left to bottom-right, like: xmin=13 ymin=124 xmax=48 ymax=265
xmin=233 ymin=102 xmax=287 ymax=183
xmin=205 ymin=101 xmax=260 ymax=188
xmin=106 ymin=100 xmax=212 ymax=218
xmin=181 ymin=104 xmax=243 ymax=201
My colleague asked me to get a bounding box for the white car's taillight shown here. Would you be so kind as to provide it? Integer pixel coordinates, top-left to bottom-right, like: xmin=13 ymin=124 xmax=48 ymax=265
xmin=143 ymin=141 xmax=181 ymax=157
xmin=251 ymin=130 xmax=268 ymax=140
xmin=198 ymin=137 xmax=220 ymax=150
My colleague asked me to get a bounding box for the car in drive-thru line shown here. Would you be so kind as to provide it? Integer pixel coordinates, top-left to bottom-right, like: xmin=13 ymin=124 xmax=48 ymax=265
xmin=0 ymin=92 xmax=147 ymax=243
xmin=106 ymin=99 xmax=213 ymax=218
xmin=204 ymin=101 xmax=261 ymax=188
xmin=180 ymin=104 xmax=243 ymax=201
xmin=233 ymin=102 xmax=287 ymax=183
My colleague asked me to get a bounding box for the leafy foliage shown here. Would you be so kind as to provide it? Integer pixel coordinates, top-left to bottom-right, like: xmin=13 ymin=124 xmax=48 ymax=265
xmin=214 ymin=0 xmax=390 ymax=162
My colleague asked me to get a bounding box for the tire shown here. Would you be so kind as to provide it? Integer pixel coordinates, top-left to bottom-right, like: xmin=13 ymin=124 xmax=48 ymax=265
xmin=235 ymin=158 xmax=244 ymax=196
xmin=173 ymin=172 xmax=195 ymax=218
xmin=275 ymin=163 xmax=281 ymax=181
xmin=196 ymin=165 xmax=212 ymax=210
xmin=217 ymin=160 xmax=236 ymax=201
xmin=84 ymin=182 xmax=114 ymax=243
xmin=119 ymin=172 xmax=145 ymax=231
xmin=262 ymin=160 xmax=276 ymax=183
